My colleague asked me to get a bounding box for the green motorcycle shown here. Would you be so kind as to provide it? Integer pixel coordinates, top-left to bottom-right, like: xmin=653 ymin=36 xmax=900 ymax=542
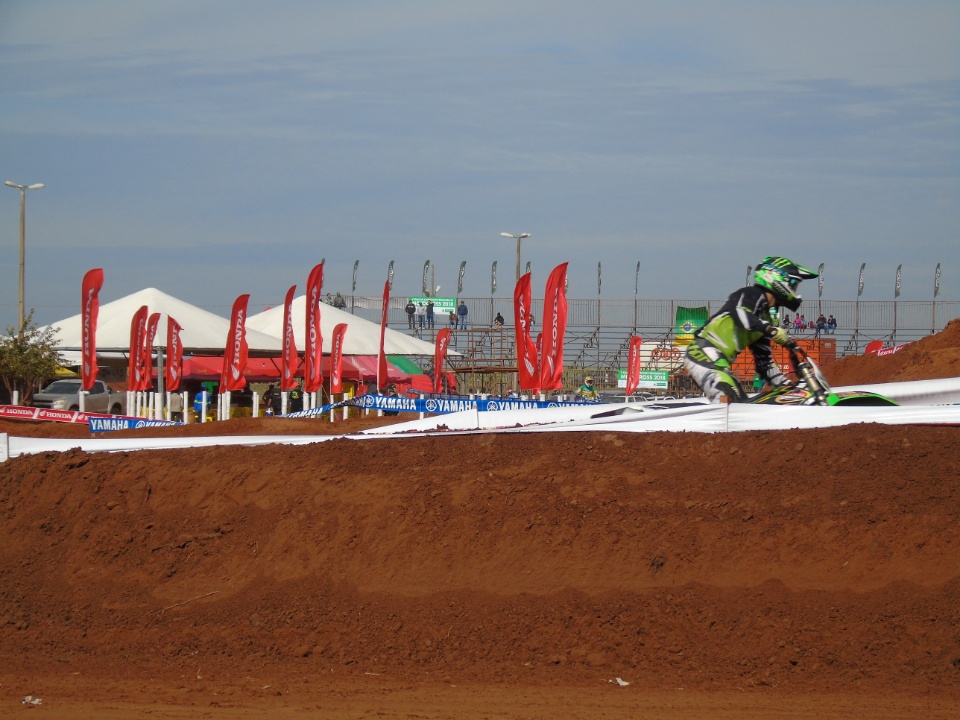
xmin=750 ymin=341 xmax=898 ymax=407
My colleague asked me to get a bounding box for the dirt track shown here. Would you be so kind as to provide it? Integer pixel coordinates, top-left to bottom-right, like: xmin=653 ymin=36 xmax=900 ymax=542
xmin=1 ymin=321 xmax=958 ymax=719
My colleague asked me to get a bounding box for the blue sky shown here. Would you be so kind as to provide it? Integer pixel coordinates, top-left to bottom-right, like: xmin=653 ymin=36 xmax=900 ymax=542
xmin=1 ymin=0 xmax=957 ymax=326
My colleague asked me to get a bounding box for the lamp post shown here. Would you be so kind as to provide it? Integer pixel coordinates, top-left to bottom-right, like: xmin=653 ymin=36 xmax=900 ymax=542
xmin=499 ymin=232 xmax=530 ymax=282
xmin=4 ymin=181 xmax=45 ymax=334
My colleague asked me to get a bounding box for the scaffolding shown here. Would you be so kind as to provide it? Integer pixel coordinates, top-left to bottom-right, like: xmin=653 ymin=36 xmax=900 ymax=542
xmin=348 ymin=296 xmax=959 ymax=394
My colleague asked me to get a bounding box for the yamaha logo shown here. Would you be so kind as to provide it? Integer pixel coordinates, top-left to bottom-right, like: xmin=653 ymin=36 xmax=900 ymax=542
xmin=359 ymin=395 xmax=375 ymax=408
xmin=425 ymin=399 xmax=438 ymax=412
xmin=486 ymin=401 xmax=499 ymax=411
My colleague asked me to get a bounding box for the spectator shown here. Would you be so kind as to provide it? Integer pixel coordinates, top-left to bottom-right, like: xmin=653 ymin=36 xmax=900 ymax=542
xmin=826 ymin=315 xmax=837 ymax=334
xmin=193 ymin=388 xmax=213 ymax=420
xmin=416 ymin=302 xmax=427 ymax=329
xmin=288 ymin=383 xmax=303 ymax=413
xmin=325 ymin=292 xmax=334 ymax=305
xmin=426 ymin=300 xmax=435 ymax=329
xmin=494 ymin=311 xmax=505 ymax=328
xmin=333 ymin=292 xmax=346 ymax=309
xmin=815 ymin=314 xmax=826 ymax=338
xmin=576 ymin=376 xmax=599 ymax=401
xmin=793 ymin=314 xmax=804 ymax=332
xmin=382 ymin=384 xmax=400 ymax=416
xmin=457 ymin=300 xmax=468 ymax=329
xmin=405 ymin=299 xmax=416 ymax=329
xmin=505 ymin=387 xmax=518 ymax=398
xmin=263 ymin=384 xmax=284 ymax=415
xmin=449 ymin=310 xmax=457 ymax=328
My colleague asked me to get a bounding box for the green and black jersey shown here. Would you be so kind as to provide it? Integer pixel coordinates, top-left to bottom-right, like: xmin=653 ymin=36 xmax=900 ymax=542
xmin=693 ymin=285 xmax=783 ymax=381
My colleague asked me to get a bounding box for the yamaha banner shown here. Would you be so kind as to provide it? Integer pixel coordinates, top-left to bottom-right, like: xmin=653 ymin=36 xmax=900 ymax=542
xmin=283 ymin=393 xmax=600 ymax=418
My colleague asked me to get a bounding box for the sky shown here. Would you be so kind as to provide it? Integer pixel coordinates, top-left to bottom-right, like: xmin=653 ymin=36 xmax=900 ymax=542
xmin=1 ymin=0 xmax=957 ymax=327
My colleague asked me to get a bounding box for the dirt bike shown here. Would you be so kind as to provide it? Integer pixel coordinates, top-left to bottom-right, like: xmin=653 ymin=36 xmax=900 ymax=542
xmin=749 ymin=341 xmax=898 ymax=407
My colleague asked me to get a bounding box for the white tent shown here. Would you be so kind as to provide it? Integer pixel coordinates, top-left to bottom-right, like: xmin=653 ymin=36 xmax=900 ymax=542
xmin=246 ymin=295 xmax=442 ymax=356
xmin=44 ymin=288 xmax=283 ymax=356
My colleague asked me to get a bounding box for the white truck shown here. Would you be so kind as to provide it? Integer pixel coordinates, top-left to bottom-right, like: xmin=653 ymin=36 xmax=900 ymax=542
xmin=31 ymin=378 xmax=127 ymax=415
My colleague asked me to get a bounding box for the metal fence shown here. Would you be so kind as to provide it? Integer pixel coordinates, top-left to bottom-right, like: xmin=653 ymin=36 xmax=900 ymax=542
xmin=350 ymin=295 xmax=959 ymax=338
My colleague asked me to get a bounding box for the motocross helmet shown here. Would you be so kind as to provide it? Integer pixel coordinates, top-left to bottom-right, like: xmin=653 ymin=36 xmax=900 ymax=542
xmin=753 ymin=256 xmax=818 ymax=312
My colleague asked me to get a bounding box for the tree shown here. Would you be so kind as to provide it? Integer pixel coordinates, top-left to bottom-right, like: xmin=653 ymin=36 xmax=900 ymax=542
xmin=0 ymin=311 xmax=63 ymax=404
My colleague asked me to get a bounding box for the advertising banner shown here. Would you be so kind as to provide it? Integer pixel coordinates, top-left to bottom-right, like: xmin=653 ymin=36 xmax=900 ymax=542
xmin=305 ymin=262 xmax=324 ymax=393
xmin=281 ymin=284 xmax=299 ymax=391
xmin=128 ymin=305 xmax=149 ymax=392
xmin=408 ymin=296 xmax=456 ymax=316
xmin=513 ymin=272 xmax=539 ymax=392
xmin=220 ymin=294 xmax=250 ymax=392
xmin=141 ymin=312 xmax=160 ymax=391
xmin=433 ymin=328 xmax=451 ymax=393
xmin=625 ymin=336 xmax=643 ymax=395
xmin=165 ymin=316 xmax=183 ymax=392
xmin=330 ymin=323 xmax=348 ymax=393
xmin=80 ymin=268 xmax=104 ymax=391
xmin=539 ymin=262 xmax=568 ymax=391
xmin=377 ymin=279 xmax=390 ymax=390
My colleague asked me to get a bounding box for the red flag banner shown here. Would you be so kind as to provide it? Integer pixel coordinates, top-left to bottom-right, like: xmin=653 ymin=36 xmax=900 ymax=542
xmin=80 ymin=268 xmax=104 ymax=391
xmin=513 ymin=272 xmax=539 ymax=392
xmin=281 ymin=284 xmax=300 ymax=391
xmin=433 ymin=328 xmax=451 ymax=393
xmin=539 ymin=262 xmax=568 ymax=391
xmin=625 ymin=336 xmax=643 ymax=395
xmin=330 ymin=323 xmax=348 ymax=393
xmin=165 ymin=317 xmax=184 ymax=392
xmin=221 ymin=294 xmax=250 ymax=392
xmin=304 ymin=263 xmax=324 ymax=393
xmin=141 ymin=312 xmax=161 ymax=390
xmin=128 ymin=305 xmax=149 ymax=391
xmin=377 ymin=279 xmax=390 ymax=390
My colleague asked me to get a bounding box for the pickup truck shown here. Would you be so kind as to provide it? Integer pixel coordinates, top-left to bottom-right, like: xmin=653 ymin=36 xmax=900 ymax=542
xmin=31 ymin=379 xmax=127 ymax=415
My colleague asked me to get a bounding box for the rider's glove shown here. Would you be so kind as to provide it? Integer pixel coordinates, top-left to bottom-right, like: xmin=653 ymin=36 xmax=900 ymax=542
xmin=766 ymin=325 xmax=790 ymax=346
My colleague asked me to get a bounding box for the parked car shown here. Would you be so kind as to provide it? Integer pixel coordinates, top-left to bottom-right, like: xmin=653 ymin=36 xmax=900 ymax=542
xmin=31 ymin=379 xmax=126 ymax=415
xmin=602 ymin=392 xmax=656 ymax=403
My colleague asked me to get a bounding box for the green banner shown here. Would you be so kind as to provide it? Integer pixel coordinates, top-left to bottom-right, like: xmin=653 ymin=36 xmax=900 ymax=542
xmin=675 ymin=306 xmax=708 ymax=346
xmin=618 ymin=368 xmax=669 ymax=389
xmin=409 ymin=296 xmax=457 ymax=315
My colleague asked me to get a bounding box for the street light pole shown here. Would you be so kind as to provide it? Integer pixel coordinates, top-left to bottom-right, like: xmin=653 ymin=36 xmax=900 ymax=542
xmin=4 ymin=180 xmax=45 ymax=334
xmin=499 ymin=232 xmax=530 ymax=282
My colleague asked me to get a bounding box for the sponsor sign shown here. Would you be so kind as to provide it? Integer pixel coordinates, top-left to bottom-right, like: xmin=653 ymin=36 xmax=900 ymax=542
xmin=89 ymin=416 xmax=181 ymax=433
xmin=408 ymin=296 xmax=456 ymax=315
xmin=638 ymin=369 xmax=669 ymax=389
xmin=619 ymin=369 xmax=670 ymax=389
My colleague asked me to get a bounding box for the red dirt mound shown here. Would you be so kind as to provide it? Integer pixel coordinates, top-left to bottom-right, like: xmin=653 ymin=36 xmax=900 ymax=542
xmin=823 ymin=317 xmax=960 ymax=386
xmin=1 ymin=321 xmax=959 ymax=719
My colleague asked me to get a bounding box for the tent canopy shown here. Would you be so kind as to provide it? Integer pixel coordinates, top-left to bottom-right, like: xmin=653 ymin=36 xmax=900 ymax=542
xmin=45 ymin=288 xmax=283 ymax=356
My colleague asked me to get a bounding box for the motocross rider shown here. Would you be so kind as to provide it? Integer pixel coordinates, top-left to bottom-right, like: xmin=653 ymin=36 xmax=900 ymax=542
xmin=684 ymin=256 xmax=819 ymax=403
